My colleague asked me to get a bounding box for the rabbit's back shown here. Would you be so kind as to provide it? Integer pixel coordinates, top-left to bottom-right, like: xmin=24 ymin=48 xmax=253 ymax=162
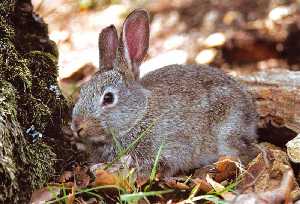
xmin=141 ymin=64 xmax=255 ymax=120
xmin=142 ymin=64 xmax=243 ymax=99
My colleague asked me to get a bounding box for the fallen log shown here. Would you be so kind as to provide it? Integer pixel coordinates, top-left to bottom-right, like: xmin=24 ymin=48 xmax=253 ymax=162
xmin=233 ymin=69 xmax=300 ymax=144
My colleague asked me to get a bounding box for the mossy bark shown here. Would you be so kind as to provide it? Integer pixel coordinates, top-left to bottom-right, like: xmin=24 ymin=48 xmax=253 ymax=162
xmin=0 ymin=0 xmax=69 ymax=203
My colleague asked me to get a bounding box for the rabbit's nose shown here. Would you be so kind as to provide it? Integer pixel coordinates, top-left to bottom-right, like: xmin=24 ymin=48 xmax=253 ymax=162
xmin=71 ymin=117 xmax=86 ymax=137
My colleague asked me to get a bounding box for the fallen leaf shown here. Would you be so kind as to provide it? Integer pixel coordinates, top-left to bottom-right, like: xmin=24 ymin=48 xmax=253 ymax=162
xmin=164 ymin=177 xmax=190 ymax=190
xmin=94 ymin=169 xmax=117 ymax=186
xmin=192 ymin=178 xmax=212 ymax=192
xmin=229 ymin=169 xmax=294 ymax=204
xmin=60 ymin=63 xmax=96 ymax=84
xmin=91 ymin=162 xmax=133 ymax=192
xmin=213 ymin=156 xmax=240 ymax=182
xmin=67 ymin=186 xmax=75 ymax=204
xmin=206 ymin=174 xmax=235 ymax=201
xmin=30 ymin=186 xmax=60 ymax=204
xmin=238 ymin=143 xmax=300 ymax=200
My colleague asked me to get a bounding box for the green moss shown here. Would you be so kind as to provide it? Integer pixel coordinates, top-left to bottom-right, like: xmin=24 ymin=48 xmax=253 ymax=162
xmin=0 ymin=38 xmax=65 ymax=136
xmin=0 ymin=80 xmax=26 ymax=203
xmin=25 ymin=51 xmax=58 ymax=78
xmin=0 ymin=37 xmax=32 ymax=91
xmin=0 ymin=15 xmax=15 ymax=38
xmin=25 ymin=142 xmax=56 ymax=189
xmin=0 ymin=64 xmax=61 ymax=203
xmin=0 ymin=0 xmax=15 ymax=16
xmin=0 ymin=80 xmax=56 ymax=200
xmin=0 ymin=80 xmax=17 ymax=117
xmin=0 ymin=0 xmax=70 ymax=202
xmin=22 ymin=51 xmax=68 ymax=132
xmin=17 ymin=94 xmax=51 ymax=132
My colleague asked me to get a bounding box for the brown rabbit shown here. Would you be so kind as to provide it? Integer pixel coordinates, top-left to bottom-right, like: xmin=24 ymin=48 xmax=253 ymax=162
xmin=71 ymin=9 xmax=258 ymax=180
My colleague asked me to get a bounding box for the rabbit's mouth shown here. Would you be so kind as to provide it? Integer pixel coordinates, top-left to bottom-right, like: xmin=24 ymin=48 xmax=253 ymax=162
xmin=69 ymin=124 xmax=112 ymax=151
xmin=73 ymin=134 xmax=111 ymax=152
xmin=70 ymin=116 xmax=111 ymax=144
xmin=74 ymin=132 xmax=111 ymax=145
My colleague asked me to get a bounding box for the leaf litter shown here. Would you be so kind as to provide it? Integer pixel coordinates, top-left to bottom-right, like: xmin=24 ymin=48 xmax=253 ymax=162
xmin=30 ymin=143 xmax=299 ymax=203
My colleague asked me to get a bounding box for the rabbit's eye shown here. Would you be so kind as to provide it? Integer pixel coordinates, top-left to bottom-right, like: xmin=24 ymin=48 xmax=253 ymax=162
xmin=102 ymin=92 xmax=114 ymax=106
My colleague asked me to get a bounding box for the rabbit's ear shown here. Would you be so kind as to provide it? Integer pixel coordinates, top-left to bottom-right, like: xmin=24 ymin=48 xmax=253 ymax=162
xmin=98 ymin=25 xmax=118 ymax=71
xmin=116 ymin=9 xmax=149 ymax=80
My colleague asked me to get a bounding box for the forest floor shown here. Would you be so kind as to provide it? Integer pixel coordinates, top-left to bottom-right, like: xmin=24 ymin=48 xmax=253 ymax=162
xmin=30 ymin=0 xmax=300 ymax=203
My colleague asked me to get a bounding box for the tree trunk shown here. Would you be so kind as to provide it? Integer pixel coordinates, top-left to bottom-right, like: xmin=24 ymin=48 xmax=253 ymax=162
xmin=236 ymin=69 xmax=300 ymax=145
xmin=0 ymin=0 xmax=69 ymax=203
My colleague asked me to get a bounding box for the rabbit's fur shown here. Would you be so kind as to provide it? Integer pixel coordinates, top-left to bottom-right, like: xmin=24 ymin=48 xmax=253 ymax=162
xmin=72 ymin=9 xmax=258 ymax=179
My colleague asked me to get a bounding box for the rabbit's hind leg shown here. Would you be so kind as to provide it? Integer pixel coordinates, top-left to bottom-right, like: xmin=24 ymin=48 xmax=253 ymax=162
xmin=215 ymin=108 xmax=249 ymax=161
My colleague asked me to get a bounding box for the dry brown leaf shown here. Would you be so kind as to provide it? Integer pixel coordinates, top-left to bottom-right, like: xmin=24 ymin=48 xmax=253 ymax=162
xmin=164 ymin=178 xmax=190 ymax=190
xmin=30 ymin=186 xmax=60 ymax=204
xmin=213 ymin=156 xmax=239 ymax=182
xmin=66 ymin=186 xmax=75 ymax=204
xmin=229 ymin=169 xmax=294 ymax=204
xmin=91 ymin=163 xmax=134 ymax=192
xmin=60 ymin=63 xmax=96 ymax=84
xmin=206 ymin=174 xmax=236 ymax=201
xmin=192 ymin=178 xmax=212 ymax=192
xmin=237 ymin=143 xmax=300 ymax=200
xmin=94 ymin=169 xmax=117 ymax=186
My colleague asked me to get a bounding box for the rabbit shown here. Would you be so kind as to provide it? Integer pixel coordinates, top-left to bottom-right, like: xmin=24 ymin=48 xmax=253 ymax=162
xmin=71 ymin=9 xmax=258 ymax=181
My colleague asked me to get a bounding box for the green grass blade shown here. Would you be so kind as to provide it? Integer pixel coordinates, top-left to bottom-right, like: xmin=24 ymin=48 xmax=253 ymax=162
xmin=106 ymin=118 xmax=158 ymax=169
xmin=183 ymin=175 xmax=192 ymax=185
xmin=150 ymin=140 xmax=164 ymax=183
xmin=111 ymin=128 xmax=124 ymax=153
xmin=84 ymin=191 xmax=104 ymax=199
xmin=120 ymin=120 xmax=156 ymax=156
xmin=144 ymin=139 xmax=165 ymax=191
xmin=46 ymin=185 xmax=125 ymax=204
xmin=188 ymin=183 xmax=200 ymax=199
xmin=208 ymin=180 xmax=238 ymax=197
xmin=120 ymin=189 xmax=173 ymax=202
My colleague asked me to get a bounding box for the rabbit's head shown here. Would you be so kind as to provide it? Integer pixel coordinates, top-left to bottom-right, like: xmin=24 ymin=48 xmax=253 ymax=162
xmin=71 ymin=9 xmax=150 ymax=145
